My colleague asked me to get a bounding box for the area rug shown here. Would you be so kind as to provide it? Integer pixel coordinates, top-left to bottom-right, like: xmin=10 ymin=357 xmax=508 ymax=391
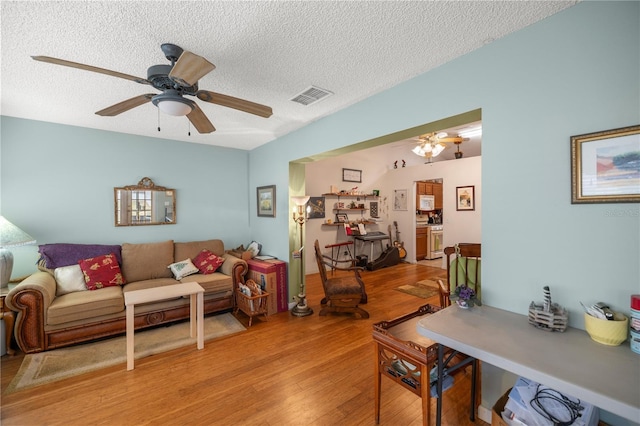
xmin=395 ymin=280 xmax=440 ymax=299
xmin=5 ymin=313 xmax=246 ymax=394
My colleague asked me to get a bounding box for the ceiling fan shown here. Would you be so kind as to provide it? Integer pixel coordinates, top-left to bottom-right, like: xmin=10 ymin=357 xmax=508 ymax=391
xmin=412 ymin=132 xmax=469 ymax=159
xmin=32 ymin=43 xmax=273 ymax=134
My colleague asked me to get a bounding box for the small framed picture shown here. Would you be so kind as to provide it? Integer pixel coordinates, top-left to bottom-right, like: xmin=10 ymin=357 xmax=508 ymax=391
xmin=342 ymin=168 xmax=362 ymax=183
xmin=308 ymin=197 xmax=325 ymax=219
xmin=571 ymin=124 xmax=640 ymax=203
xmin=336 ymin=213 xmax=349 ymax=223
xmin=257 ymin=185 xmax=276 ymax=217
xmin=456 ymin=186 xmax=475 ymax=211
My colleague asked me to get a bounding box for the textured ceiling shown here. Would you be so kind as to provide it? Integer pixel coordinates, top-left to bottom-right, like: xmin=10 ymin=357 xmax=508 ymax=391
xmin=1 ymin=1 xmax=577 ymax=150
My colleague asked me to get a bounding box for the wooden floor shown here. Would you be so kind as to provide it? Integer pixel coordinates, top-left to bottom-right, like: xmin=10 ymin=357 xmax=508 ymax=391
xmin=1 ymin=263 xmax=489 ymax=426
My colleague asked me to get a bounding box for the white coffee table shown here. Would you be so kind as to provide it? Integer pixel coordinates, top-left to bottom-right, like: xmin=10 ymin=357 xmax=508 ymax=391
xmin=124 ymin=282 xmax=204 ymax=370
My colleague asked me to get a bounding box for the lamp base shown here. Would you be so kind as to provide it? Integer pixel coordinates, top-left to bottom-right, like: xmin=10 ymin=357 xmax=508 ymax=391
xmin=291 ymin=294 xmax=313 ymax=317
xmin=0 ymin=249 xmax=13 ymax=289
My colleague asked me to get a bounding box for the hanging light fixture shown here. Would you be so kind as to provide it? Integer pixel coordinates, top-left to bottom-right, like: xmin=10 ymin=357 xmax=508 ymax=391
xmin=412 ymin=134 xmax=446 ymax=159
xmin=152 ymin=89 xmax=195 ymax=116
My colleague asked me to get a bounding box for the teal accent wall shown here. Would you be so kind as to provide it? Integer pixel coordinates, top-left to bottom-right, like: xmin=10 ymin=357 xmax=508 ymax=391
xmin=1 ymin=117 xmax=251 ymax=276
xmin=246 ymin=3 xmax=639 ymax=422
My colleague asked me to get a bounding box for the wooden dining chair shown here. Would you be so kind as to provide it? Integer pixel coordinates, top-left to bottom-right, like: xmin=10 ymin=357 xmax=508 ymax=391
xmin=437 ymin=243 xmax=481 ymax=307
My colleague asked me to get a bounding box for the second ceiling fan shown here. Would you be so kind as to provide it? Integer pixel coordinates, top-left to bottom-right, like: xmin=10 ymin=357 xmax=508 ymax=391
xmin=412 ymin=132 xmax=469 ymax=159
xmin=32 ymin=43 xmax=273 ymax=134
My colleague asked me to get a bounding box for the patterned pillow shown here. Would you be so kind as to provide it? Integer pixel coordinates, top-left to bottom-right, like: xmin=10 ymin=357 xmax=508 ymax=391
xmin=168 ymin=258 xmax=200 ymax=280
xmin=78 ymin=253 xmax=126 ymax=290
xmin=193 ymin=249 xmax=225 ymax=274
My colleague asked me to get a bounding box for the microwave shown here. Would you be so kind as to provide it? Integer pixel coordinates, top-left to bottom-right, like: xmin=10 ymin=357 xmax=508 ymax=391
xmin=419 ymin=195 xmax=435 ymax=211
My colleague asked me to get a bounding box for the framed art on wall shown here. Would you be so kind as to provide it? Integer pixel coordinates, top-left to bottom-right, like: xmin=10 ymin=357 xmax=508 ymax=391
xmin=393 ymin=189 xmax=407 ymax=211
xmin=456 ymin=186 xmax=475 ymax=211
xmin=342 ymin=168 xmax=362 ymax=183
xmin=571 ymin=124 xmax=640 ymax=203
xmin=257 ymin=185 xmax=276 ymax=217
xmin=308 ymin=197 xmax=325 ymax=218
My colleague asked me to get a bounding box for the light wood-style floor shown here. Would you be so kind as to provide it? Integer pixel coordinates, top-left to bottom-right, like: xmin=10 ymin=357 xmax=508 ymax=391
xmin=1 ymin=262 xmax=489 ymax=426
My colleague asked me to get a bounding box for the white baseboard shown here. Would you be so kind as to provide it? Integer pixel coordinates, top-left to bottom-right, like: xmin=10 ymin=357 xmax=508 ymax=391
xmin=477 ymin=405 xmax=492 ymax=424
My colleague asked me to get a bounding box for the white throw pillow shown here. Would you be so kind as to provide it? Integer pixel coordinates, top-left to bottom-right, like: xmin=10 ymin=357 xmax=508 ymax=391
xmin=54 ymin=264 xmax=88 ymax=296
xmin=168 ymin=258 xmax=199 ymax=280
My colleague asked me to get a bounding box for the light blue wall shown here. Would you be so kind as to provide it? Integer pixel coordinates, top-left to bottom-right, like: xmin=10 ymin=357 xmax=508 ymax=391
xmin=248 ymin=2 xmax=639 ymax=422
xmin=1 ymin=117 xmax=252 ymax=276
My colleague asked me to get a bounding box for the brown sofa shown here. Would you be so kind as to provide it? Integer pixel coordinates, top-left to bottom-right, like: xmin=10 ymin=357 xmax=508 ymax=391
xmin=6 ymin=239 xmax=247 ymax=354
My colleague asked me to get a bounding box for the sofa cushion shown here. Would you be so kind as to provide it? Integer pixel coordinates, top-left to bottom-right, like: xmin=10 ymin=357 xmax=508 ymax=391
xmin=168 ymin=258 xmax=199 ymax=280
xmin=174 ymin=239 xmax=224 ymax=261
xmin=79 ymin=253 xmax=126 ymax=290
xmin=121 ymin=240 xmax=174 ymax=282
xmin=47 ymin=286 xmax=124 ymax=325
xmin=122 ymin=278 xmax=181 ymax=293
xmin=39 ymin=243 xmax=123 ymax=269
xmin=54 ymin=264 xmax=88 ymax=296
xmin=193 ymin=249 xmax=225 ymax=274
xmin=180 ymin=273 xmax=233 ymax=294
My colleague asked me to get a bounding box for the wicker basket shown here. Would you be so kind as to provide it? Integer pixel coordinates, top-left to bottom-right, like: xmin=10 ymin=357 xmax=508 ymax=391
xmin=234 ymin=279 xmax=270 ymax=327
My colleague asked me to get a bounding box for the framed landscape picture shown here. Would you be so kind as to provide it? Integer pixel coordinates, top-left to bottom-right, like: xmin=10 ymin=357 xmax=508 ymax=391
xmin=456 ymin=186 xmax=475 ymax=211
xmin=257 ymin=185 xmax=276 ymax=217
xmin=308 ymin=197 xmax=325 ymax=219
xmin=571 ymin=125 xmax=640 ymax=203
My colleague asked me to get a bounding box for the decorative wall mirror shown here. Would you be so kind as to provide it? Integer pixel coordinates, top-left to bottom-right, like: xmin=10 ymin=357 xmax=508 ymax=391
xmin=114 ymin=177 xmax=176 ymax=226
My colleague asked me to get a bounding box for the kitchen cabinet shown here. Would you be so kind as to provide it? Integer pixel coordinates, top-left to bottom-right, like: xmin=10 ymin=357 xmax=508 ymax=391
xmin=416 ymin=182 xmax=442 ymax=211
xmin=433 ymin=183 xmax=443 ymax=210
xmin=416 ymin=227 xmax=428 ymax=260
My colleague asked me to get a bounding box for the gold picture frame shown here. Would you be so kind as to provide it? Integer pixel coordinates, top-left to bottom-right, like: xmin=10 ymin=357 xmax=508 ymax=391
xmin=571 ymin=125 xmax=640 ymax=203
xmin=257 ymin=185 xmax=276 ymax=217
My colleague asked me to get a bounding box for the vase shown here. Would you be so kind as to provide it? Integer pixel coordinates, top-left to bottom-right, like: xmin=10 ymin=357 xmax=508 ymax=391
xmin=456 ymin=300 xmax=469 ymax=309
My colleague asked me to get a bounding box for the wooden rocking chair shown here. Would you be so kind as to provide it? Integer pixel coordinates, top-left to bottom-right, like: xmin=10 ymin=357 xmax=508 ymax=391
xmin=313 ymin=240 xmax=369 ymax=318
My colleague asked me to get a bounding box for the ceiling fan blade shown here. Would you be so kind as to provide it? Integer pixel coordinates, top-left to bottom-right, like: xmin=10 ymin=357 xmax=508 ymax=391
xmin=196 ymin=90 xmax=273 ymax=118
xmin=187 ymin=103 xmax=216 ymax=133
xmin=32 ymin=56 xmax=150 ymax=85
xmin=95 ymin=94 xmax=155 ymax=116
xmin=169 ymin=51 xmax=215 ymax=87
xmin=439 ymin=137 xmax=470 ymax=143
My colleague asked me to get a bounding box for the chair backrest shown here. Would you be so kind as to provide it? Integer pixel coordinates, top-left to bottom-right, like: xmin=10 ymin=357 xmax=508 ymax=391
xmin=441 ymin=243 xmax=481 ymax=306
xmin=313 ymin=240 xmax=329 ymax=289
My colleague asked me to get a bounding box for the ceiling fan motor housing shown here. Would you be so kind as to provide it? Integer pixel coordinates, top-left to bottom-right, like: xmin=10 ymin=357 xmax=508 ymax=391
xmin=147 ymin=65 xmax=198 ymax=95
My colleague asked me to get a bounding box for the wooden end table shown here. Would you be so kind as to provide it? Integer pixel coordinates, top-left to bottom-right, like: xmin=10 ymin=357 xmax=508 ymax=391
xmin=1 ymin=286 xmax=16 ymax=356
xmin=124 ymin=282 xmax=204 ymax=370
xmin=373 ymin=304 xmax=477 ymax=426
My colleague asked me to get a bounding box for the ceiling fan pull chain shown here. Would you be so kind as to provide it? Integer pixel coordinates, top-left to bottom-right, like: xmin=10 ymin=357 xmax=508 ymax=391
xmin=188 ymin=121 xmax=191 ymax=136
xmin=157 ymin=108 xmax=161 ymax=132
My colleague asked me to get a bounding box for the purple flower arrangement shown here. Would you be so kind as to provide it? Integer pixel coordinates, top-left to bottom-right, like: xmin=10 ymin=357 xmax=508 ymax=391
xmin=450 ymin=285 xmax=481 ymax=308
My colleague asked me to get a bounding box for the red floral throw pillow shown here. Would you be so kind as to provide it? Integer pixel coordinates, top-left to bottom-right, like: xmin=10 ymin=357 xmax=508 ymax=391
xmin=193 ymin=249 xmax=225 ymax=274
xmin=78 ymin=253 xmax=126 ymax=290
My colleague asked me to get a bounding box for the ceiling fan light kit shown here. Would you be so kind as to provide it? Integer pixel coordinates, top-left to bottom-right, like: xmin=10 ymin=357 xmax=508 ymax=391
xmin=32 ymin=43 xmax=272 ymax=133
xmin=152 ymin=89 xmax=195 ymax=116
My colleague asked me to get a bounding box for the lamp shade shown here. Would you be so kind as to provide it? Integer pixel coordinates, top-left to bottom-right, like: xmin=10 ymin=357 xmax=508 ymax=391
xmin=0 ymin=216 xmax=35 ymax=248
xmin=291 ymin=196 xmax=311 ymax=206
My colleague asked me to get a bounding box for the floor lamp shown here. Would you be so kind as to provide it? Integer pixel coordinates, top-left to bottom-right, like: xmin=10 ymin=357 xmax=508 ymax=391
xmin=291 ymin=196 xmax=313 ymax=317
xmin=0 ymin=216 xmax=36 ymax=288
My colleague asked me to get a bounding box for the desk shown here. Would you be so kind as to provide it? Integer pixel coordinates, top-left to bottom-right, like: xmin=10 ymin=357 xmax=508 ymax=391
xmin=125 ymin=282 xmax=204 ymax=370
xmin=354 ymin=233 xmax=389 ymax=260
xmin=417 ymin=305 xmax=640 ymax=424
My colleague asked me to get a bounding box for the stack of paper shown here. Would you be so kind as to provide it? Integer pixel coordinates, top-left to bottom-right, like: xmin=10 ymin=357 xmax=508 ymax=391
xmin=502 ymin=377 xmax=598 ymax=426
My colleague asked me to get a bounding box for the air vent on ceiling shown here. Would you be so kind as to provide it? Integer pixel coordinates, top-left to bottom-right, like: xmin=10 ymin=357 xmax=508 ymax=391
xmin=290 ymin=86 xmax=333 ymax=106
